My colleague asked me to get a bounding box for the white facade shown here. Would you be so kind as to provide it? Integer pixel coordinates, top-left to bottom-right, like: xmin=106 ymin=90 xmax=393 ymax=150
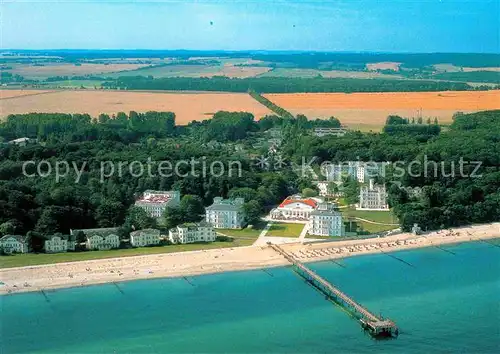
xmin=168 ymin=223 xmax=216 ymax=244
xmin=270 ymin=196 xmax=321 ymax=221
xmin=86 ymin=234 xmax=120 ymax=250
xmin=135 ymin=190 xmax=181 ymax=218
xmin=205 ymin=197 xmax=245 ymax=229
xmin=323 ymin=161 xmax=389 ymax=184
xmin=130 ymin=229 xmax=161 ymax=247
xmin=357 ymin=179 xmax=389 ymax=210
xmin=308 ymin=204 xmax=345 ymax=237
xmin=44 ymin=235 xmax=75 ymax=253
xmin=71 ymin=228 xmax=121 ymax=251
xmin=0 ymin=235 xmax=30 ymax=254
xmin=313 ymin=127 xmax=347 ymax=137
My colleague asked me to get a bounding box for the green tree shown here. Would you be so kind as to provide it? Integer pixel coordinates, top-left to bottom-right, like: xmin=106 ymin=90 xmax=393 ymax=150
xmin=123 ymin=206 xmax=156 ymax=231
xmin=302 ymin=187 xmax=318 ymax=198
xmin=95 ymin=200 xmax=124 ymax=227
xmin=243 ymin=200 xmax=262 ymax=226
xmin=180 ymin=195 xmax=205 ymax=222
xmin=342 ymin=178 xmax=360 ymax=205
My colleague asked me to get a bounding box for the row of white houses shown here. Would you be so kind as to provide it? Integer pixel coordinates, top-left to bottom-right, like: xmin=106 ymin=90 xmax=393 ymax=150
xmin=0 ymin=223 xmax=220 ymax=255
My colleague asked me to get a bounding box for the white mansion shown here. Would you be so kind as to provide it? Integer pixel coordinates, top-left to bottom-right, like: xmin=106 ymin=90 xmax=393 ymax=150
xmin=357 ymin=179 xmax=389 ymax=210
xmin=205 ymin=197 xmax=246 ymax=229
xmin=308 ymin=203 xmax=345 ymax=237
xmin=270 ymin=196 xmax=321 ymax=221
xmin=44 ymin=234 xmax=76 ymax=253
xmin=71 ymin=227 xmax=121 ymax=251
xmin=168 ymin=222 xmax=217 ymax=244
xmin=0 ymin=235 xmax=30 ymax=254
xmin=130 ymin=229 xmax=161 ymax=247
xmin=135 ymin=190 xmax=181 ymax=218
xmin=323 ymin=161 xmax=389 ymax=184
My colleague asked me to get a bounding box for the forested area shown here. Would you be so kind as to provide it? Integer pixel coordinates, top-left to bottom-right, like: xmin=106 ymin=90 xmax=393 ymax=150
xmin=0 ymin=109 xmax=498 ymax=245
xmin=106 ymin=76 xmax=473 ymax=93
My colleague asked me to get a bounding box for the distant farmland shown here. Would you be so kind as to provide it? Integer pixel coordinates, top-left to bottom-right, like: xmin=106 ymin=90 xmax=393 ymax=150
xmin=8 ymin=63 xmax=151 ymax=80
xmin=0 ymin=90 xmax=272 ymax=123
xmin=265 ymin=90 xmax=500 ymax=131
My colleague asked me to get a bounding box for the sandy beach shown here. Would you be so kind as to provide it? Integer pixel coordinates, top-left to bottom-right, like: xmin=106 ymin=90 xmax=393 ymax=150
xmin=1 ymin=223 xmax=499 ymax=295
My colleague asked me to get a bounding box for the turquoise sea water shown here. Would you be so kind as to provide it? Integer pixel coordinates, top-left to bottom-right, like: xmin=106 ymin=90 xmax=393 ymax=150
xmin=1 ymin=241 xmax=499 ymax=354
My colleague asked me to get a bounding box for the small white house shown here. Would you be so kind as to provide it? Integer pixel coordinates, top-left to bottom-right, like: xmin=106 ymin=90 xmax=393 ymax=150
xmin=130 ymin=229 xmax=161 ymax=247
xmin=71 ymin=228 xmax=121 ymax=251
xmin=44 ymin=234 xmax=76 ymax=253
xmin=0 ymin=235 xmax=30 ymax=254
xmin=168 ymin=222 xmax=216 ymax=244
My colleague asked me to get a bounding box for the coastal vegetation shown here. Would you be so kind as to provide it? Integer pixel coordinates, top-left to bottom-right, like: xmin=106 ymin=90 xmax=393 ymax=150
xmin=0 ymin=106 xmax=499 ymax=255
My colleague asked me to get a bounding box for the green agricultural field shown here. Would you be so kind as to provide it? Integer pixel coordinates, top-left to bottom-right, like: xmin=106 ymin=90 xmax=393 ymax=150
xmin=258 ymin=67 xmax=402 ymax=79
xmin=42 ymin=80 xmax=104 ymax=88
xmin=109 ymin=64 xmax=219 ymax=78
xmin=266 ymin=223 xmax=305 ymax=237
xmin=0 ymin=240 xmax=252 ymax=269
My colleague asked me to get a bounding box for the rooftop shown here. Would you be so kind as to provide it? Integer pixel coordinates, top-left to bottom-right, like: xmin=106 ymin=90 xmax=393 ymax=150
xmin=136 ymin=195 xmax=173 ymax=204
xmin=279 ymin=198 xmax=318 ymax=209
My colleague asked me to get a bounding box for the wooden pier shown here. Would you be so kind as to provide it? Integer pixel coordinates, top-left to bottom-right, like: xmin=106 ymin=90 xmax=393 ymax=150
xmin=269 ymin=243 xmax=398 ymax=338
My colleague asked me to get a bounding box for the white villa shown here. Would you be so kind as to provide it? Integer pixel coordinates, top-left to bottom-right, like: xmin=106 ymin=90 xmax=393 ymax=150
xmin=71 ymin=228 xmax=121 ymax=251
xmin=357 ymin=179 xmax=389 ymax=210
xmin=0 ymin=235 xmax=30 ymax=254
xmin=313 ymin=127 xmax=347 ymax=137
xmin=130 ymin=229 xmax=161 ymax=247
xmin=205 ymin=197 xmax=246 ymax=229
xmin=308 ymin=203 xmax=345 ymax=237
xmin=44 ymin=234 xmax=76 ymax=253
xmin=323 ymin=161 xmax=389 ymax=184
xmin=270 ymin=195 xmax=321 ymax=221
xmin=135 ymin=190 xmax=181 ymax=218
xmin=168 ymin=222 xmax=216 ymax=244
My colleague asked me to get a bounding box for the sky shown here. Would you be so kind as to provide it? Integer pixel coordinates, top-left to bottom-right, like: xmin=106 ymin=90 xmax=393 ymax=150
xmin=1 ymin=0 xmax=498 ymax=53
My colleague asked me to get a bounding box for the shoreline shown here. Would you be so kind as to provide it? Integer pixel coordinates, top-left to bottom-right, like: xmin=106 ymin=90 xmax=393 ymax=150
xmin=1 ymin=223 xmax=499 ymax=296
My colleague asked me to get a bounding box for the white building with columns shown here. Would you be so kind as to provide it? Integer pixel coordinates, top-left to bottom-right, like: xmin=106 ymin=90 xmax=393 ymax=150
xmin=270 ymin=196 xmax=322 ymax=221
xmin=135 ymin=190 xmax=181 ymax=218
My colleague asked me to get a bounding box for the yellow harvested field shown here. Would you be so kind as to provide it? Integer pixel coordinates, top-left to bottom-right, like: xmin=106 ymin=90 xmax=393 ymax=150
xmin=265 ymin=91 xmax=500 ymax=131
xmin=366 ymin=62 xmax=401 ymax=71
xmin=0 ymin=90 xmax=272 ymax=123
xmin=0 ymin=89 xmax=52 ymax=99
xmin=10 ymin=63 xmax=151 ymax=79
xmin=462 ymin=67 xmax=500 ymax=72
xmin=434 ymin=64 xmax=500 ymax=73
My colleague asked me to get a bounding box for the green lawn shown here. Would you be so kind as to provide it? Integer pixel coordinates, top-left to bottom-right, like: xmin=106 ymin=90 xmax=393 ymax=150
xmin=216 ymin=226 xmax=263 ymax=239
xmin=266 ymin=223 xmax=305 ymax=237
xmin=0 ymin=241 xmax=252 ymax=269
xmin=356 ymin=221 xmax=397 ymax=234
xmin=341 ymin=207 xmax=399 ymax=234
xmin=341 ymin=207 xmax=398 ymax=224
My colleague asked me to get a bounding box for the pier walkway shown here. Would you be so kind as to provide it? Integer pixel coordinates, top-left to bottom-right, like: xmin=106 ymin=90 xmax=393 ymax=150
xmin=269 ymin=243 xmax=398 ymax=337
